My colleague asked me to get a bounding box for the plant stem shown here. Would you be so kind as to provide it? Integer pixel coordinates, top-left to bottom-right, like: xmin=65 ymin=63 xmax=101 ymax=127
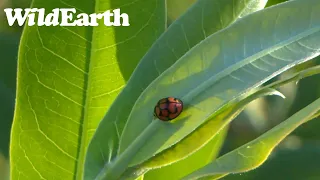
xmin=268 ymin=65 xmax=320 ymax=89
xmin=95 ymin=120 xmax=162 ymax=180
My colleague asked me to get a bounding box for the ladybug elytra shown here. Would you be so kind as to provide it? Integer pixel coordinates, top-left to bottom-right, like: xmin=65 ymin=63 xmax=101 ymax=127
xmin=154 ymin=97 xmax=183 ymax=121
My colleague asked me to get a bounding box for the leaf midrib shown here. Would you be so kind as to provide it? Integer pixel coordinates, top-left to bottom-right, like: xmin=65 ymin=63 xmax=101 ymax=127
xmin=74 ymin=2 xmax=96 ymax=179
xmin=183 ymin=26 xmax=320 ymax=103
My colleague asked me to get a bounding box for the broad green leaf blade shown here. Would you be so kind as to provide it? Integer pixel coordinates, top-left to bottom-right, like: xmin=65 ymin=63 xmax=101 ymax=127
xmin=85 ymin=0 xmax=268 ymax=177
xmin=182 ymin=97 xmax=320 ymax=180
xmin=9 ymin=0 xmax=165 ymax=179
xmin=120 ymin=0 xmax=320 ymax=167
xmin=144 ymin=127 xmax=228 ymax=180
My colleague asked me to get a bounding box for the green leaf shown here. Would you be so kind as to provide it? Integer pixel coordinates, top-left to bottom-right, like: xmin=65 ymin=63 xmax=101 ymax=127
xmin=166 ymin=0 xmax=197 ymax=25
xmin=9 ymin=0 xmax=166 ymax=179
xmin=187 ymin=66 xmax=320 ymax=179
xmin=85 ymin=0 xmax=268 ymax=178
xmin=113 ymin=88 xmax=284 ymax=180
xmin=118 ymin=0 xmax=320 ymax=170
xmin=266 ymin=0 xmax=287 ymax=7
xmin=135 ymin=88 xmax=284 ymax=169
xmin=223 ymin=143 xmax=320 ymax=180
xmin=141 ymin=88 xmax=285 ymax=180
xmin=182 ymin=97 xmax=320 ymax=180
xmin=143 ymin=127 xmax=228 ymax=180
xmin=136 ymin=175 xmax=144 ymax=180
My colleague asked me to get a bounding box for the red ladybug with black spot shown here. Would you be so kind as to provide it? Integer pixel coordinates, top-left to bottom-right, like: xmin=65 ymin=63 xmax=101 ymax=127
xmin=154 ymin=97 xmax=183 ymax=121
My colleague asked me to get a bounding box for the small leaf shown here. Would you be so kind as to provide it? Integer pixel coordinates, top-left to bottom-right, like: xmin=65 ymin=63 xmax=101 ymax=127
xmin=182 ymin=97 xmax=320 ymax=180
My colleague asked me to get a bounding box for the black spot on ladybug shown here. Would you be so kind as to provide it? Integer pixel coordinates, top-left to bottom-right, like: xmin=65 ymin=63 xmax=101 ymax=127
xmin=154 ymin=97 xmax=183 ymax=121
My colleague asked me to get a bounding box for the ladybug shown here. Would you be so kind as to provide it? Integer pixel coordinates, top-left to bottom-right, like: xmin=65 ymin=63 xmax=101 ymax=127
xmin=154 ymin=97 xmax=183 ymax=121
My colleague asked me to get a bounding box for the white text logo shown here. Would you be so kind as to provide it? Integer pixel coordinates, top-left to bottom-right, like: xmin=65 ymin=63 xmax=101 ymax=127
xmin=3 ymin=8 xmax=130 ymax=26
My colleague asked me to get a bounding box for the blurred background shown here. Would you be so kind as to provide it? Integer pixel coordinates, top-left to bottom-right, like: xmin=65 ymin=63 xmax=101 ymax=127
xmin=0 ymin=0 xmax=319 ymax=179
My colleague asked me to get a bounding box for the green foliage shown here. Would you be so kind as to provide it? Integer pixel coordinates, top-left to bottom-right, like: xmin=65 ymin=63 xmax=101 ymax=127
xmin=144 ymin=127 xmax=228 ymax=180
xmin=139 ymin=88 xmax=285 ymax=180
xmin=129 ymin=0 xmax=318 ymax=173
xmin=166 ymin=0 xmax=197 ymax=25
xmin=85 ymin=0 xmax=268 ymax=179
xmin=9 ymin=0 xmax=166 ymax=179
xmin=144 ymin=1 xmax=268 ymax=178
xmin=88 ymin=0 xmax=320 ymax=179
xmin=7 ymin=0 xmax=320 ymax=179
xmin=289 ymin=60 xmax=320 ymax=140
xmin=182 ymin=97 xmax=320 ymax=179
xmin=223 ymin=143 xmax=320 ymax=180
xmin=266 ymin=0 xmax=287 ymax=7
xmin=147 ymin=64 xmax=320 ymax=180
